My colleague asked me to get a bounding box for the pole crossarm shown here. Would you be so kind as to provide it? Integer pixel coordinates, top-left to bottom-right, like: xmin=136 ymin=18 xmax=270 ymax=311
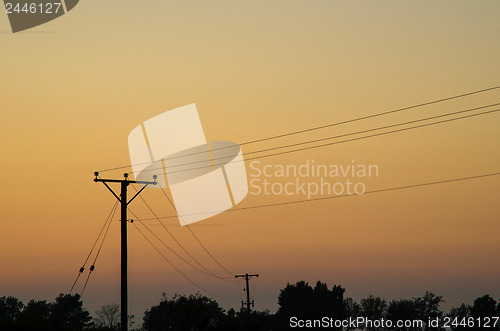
xmin=93 ymin=172 xmax=157 ymax=204
xmin=235 ymin=273 xmax=259 ymax=279
xmin=94 ymin=178 xmax=158 ymax=185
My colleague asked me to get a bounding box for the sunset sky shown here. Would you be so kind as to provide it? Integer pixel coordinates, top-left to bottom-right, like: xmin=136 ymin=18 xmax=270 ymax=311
xmin=1 ymin=0 xmax=499 ymax=321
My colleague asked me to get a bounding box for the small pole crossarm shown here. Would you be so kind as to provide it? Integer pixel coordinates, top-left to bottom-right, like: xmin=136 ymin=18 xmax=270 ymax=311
xmin=131 ymin=180 xmax=158 ymax=185
xmin=94 ymin=178 xmax=128 ymax=183
xmin=235 ymin=274 xmax=260 ymax=278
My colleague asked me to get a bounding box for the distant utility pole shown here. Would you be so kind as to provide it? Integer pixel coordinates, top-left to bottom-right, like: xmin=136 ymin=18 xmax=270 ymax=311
xmin=94 ymin=172 xmax=157 ymax=331
xmin=235 ymin=273 xmax=259 ymax=315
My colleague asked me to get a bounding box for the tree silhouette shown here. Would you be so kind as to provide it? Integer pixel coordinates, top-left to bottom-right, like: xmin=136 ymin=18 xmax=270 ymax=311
xmin=276 ymin=280 xmax=313 ymax=324
xmin=232 ymin=309 xmax=275 ymax=331
xmin=498 ymin=299 xmax=500 ymax=319
xmin=0 ymin=283 xmax=498 ymax=330
xmin=17 ymin=299 xmax=51 ymax=331
xmin=276 ymin=280 xmax=346 ymax=330
xmin=471 ymin=295 xmax=499 ymax=330
xmin=94 ymin=303 xmax=120 ymax=330
xmin=143 ymin=293 xmax=224 ymax=331
xmin=313 ymin=281 xmax=346 ymax=321
xmin=360 ymin=295 xmax=387 ymax=331
xmin=446 ymin=303 xmax=472 ymax=331
xmin=344 ymin=297 xmax=361 ymax=331
xmin=0 ymin=296 xmax=23 ymax=330
xmin=414 ymin=291 xmax=444 ymax=330
xmin=50 ymin=293 xmax=92 ymax=330
xmin=386 ymin=299 xmax=420 ymax=330
xmin=471 ymin=295 xmax=497 ymax=318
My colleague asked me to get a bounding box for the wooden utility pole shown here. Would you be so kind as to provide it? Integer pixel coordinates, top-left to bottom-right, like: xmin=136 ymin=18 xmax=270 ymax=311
xmin=235 ymin=273 xmax=259 ymax=315
xmin=94 ymin=172 xmax=156 ymax=331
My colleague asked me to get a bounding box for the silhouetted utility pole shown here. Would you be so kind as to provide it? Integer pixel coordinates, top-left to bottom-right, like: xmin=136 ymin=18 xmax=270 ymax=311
xmin=94 ymin=172 xmax=157 ymax=331
xmin=235 ymin=273 xmax=259 ymax=315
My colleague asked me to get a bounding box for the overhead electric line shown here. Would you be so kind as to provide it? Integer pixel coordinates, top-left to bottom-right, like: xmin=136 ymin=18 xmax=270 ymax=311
xmin=158 ymin=185 xmax=235 ymax=277
xmin=70 ymin=201 xmax=118 ymax=294
xmin=240 ymin=108 xmax=500 ymax=165
xmin=131 ymin=184 xmax=235 ymax=281
xmin=127 ymin=206 xmax=233 ymax=282
xmin=96 ymin=84 xmax=500 ymax=173
xmin=235 ymin=85 xmax=500 ymax=146
xmin=81 ymin=202 xmax=117 ymax=295
xmin=140 ymin=106 xmax=500 ymax=177
xmin=131 ymin=222 xmax=236 ymax=299
xmin=139 ymin=172 xmax=500 ymax=220
xmin=155 ymin=102 xmax=500 ymax=172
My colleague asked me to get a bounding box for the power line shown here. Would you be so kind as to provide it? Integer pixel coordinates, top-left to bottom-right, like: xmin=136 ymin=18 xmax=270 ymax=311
xmin=158 ymin=184 xmax=235 ymax=277
xmin=96 ymin=84 xmax=500 ymax=173
xmin=127 ymin=207 xmax=233 ymax=282
xmin=131 ymin=184 xmax=234 ymax=281
xmin=233 ymin=172 xmax=500 ymax=211
xmin=128 ymin=209 xmax=214 ymax=278
xmin=70 ymin=201 xmax=118 ymax=293
xmin=241 ymin=108 xmax=500 ymax=164
xmin=81 ymin=201 xmax=118 ymax=296
xmin=240 ymin=102 xmax=500 ymax=159
xmin=131 ymin=222 xmax=236 ymax=299
xmin=141 ymin=107 xmax=500 ymax=177
xmin=139 ymin=172 xmax=500 ymax=220
xmin=155 ymin=102 xmax=500 ymax=172
xmin=236 ymin=85 xmax=500 ymax=146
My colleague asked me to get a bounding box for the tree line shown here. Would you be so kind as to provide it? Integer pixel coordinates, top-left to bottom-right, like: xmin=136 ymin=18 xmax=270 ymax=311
xmin=1 ymin=280 xmax=499 ymax=330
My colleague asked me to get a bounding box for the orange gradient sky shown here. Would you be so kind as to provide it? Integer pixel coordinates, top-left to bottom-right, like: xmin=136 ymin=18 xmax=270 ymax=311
xmin=1 ymin=0 xmax=499 ymax=319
